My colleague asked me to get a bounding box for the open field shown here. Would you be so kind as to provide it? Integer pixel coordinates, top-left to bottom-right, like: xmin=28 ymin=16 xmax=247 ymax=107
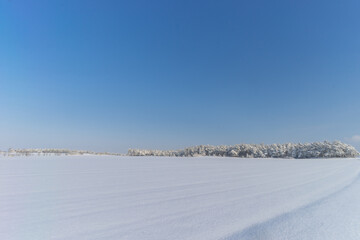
xmin=1 ymin=156 xmax=360 ymax=240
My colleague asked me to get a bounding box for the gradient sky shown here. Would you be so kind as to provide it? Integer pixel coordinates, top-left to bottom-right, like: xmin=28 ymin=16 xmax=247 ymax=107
xmin=1 ymin=0 xmax=360 ymax=152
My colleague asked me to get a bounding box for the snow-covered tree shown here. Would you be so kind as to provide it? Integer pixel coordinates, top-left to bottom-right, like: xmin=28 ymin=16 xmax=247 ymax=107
xmin=128 ymin=141 xmax=359 ymax=159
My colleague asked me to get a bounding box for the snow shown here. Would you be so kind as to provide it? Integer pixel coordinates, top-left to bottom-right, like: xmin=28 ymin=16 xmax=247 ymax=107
xmin=1 ymin=155 xmax=360 ymax=240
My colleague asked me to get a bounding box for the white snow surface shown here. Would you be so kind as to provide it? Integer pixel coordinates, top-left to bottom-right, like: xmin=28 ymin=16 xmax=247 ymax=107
xmin=1 ymin=156 xmax=360 ymax=240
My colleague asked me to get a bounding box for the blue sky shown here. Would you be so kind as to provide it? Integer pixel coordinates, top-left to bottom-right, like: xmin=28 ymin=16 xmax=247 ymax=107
xmin=1 ymin=0 xmax=360 ymax=152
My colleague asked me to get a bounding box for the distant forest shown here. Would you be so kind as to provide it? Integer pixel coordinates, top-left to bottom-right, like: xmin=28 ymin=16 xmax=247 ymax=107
xmin=128 ymin=141 xmax=359 ymax=159
xmin=1 ymin=141 xmax=358 ymax=159
xmin=0 ymin=148 xmax=122 ymax=156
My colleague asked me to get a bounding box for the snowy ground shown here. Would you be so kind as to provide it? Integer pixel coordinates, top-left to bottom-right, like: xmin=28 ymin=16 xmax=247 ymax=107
xmin=1 ymin=156 xmax=360 ymax=240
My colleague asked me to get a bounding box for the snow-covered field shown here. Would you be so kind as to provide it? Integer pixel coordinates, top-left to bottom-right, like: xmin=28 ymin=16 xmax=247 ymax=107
xmin=1 ymin=156 xmax=360 ymax=240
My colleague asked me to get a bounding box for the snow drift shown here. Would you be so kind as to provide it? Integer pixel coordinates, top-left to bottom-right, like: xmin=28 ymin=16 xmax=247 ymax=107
xmin=128 ymin=141 xmax=359 ymax=158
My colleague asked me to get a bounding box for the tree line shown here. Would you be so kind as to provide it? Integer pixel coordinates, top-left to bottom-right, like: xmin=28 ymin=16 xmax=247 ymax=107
xmin=128 ymin=141 xmax=359 ymax=158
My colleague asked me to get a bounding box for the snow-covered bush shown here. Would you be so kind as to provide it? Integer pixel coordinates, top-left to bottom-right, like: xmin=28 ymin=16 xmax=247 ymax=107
xmin=128 ymin=141 xmax=359 ymax=159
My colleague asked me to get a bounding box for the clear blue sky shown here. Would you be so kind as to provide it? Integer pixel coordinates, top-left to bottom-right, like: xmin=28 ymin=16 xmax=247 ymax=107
xmin=1 ymin=0 xmax=360 ymax=152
